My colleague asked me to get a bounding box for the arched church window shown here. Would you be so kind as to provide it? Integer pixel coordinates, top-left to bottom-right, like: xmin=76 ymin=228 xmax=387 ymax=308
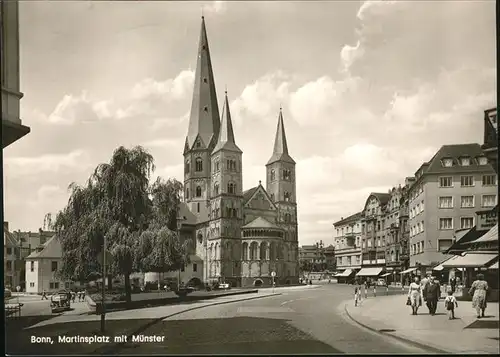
xmin=284 ymin=192 xmax=291 ymax=202
xmin=196 ymin=141 xmax=201 ymax=148
xmin=271 ymin=170 xmax=276 ymax=181
xmin=197 ymin=233 xmax=203 ymax=244
xmin=283 ymin=169 xmax=291 ymax=181
xmin=214 ymin=183 xmax=219 ymax=195
xmin=184 ymin=160 xmax=190 ymax=174
xmin=196 ymin=186 xmax=202 ymax=197
xmin=228 ymin=182 xmax=236 ymax=194
xmin=270 ymin=193 xmax=275 ymax=202
xmin=195 ymin=158 xmax=203 ymax=172
xmin=185 ymin=188 xmax=190 ymax=199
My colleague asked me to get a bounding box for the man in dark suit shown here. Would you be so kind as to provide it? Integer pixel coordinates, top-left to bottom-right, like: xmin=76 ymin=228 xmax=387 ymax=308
xmin=424 ymin=276 xmax=441 ymax=315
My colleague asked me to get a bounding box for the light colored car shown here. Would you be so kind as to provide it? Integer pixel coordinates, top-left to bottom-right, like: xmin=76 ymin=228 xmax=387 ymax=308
xmin=377 ymin=278 xmax=387 ymax=286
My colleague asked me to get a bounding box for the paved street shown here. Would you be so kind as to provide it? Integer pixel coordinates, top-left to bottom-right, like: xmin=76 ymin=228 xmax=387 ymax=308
xmin=7 ymin=283 xmax=487 ymax=355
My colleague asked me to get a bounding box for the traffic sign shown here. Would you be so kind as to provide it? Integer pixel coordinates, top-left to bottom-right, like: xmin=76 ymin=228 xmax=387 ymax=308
xmin=16 ymin=285 xmax=21 ymax=292
xmin=271 ymin=271 xmax=276 ymax=277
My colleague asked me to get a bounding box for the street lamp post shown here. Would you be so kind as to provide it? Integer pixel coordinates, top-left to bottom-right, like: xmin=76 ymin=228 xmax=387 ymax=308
xmin=100 ymin=234 xmax=107 ymax=333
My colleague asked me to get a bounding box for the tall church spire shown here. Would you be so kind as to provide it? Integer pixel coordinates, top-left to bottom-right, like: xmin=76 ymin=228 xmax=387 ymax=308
xmin=213 ymin=90 xmax=242 ymax=154
xmin=267 ymin=107 xmax=295 ymax=165
xmin=185 ymin=16 xmax=220 ymax=151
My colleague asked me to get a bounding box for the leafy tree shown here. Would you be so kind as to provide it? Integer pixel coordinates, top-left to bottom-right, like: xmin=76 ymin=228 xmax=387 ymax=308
xmin=54 ymin=146 xmax=188 ymax=303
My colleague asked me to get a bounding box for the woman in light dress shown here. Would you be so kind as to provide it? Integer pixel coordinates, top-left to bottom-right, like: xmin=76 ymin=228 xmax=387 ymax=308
xmin=468 ymin=273 xmax=489 ymax=318
xmin=408 ymin=276 xmax=422 ymax=315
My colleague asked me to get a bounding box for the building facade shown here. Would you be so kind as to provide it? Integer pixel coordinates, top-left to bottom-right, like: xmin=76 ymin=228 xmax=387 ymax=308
xmin=298 ymin=241 xmax=334 ymax=271
xmin=383 ymin=186 xmax=404 ymax=276
xmin=175 ymin=17 xmax=299 ymax=288
xmin=361 ymin=194 xmax=390 ymax=268
xmin=333 ymin=212 xmax=363 ymax=272
xmin=408 ymin=144 xmax=497 ymax=275
xmin=1 ymin=0 xmax=30 ymax=148
xmin=25 ymin=235 xmax=73 ymax=294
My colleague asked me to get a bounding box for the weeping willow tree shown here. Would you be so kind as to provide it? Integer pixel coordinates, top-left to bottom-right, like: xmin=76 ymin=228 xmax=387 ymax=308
xmin=53 ymin=146 xmax=188 ymax=304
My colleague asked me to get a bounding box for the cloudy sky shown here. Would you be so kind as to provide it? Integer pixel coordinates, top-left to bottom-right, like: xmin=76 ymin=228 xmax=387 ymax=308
xmin=4 ymin=0 xmax=496 ymax=246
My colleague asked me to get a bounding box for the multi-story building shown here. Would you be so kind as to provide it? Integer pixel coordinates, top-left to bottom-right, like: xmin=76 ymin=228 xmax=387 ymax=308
xmin=1 ymin=0 xmax=30 ymax=148
xmin=408 ymin=143 xmax=497 ymax=276
xmin=383 ymin=186 xmax=404 ymax=279
xmin=333 ymin=212 xmax=363 ymax=274
xmin=482 ymin=107 xmax=497 ymax=173
xmin=324 ymin=245 xmax=336 ymax=272
xmin=361 ymin=194 xmax=391 ymax=270
xmin=398 ymin=178 xmax=414 ymax=276
xmin=299 ymin=241 xmax=331 ymax=271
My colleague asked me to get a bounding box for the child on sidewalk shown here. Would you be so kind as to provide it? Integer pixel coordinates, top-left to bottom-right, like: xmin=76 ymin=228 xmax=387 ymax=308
xmin=444 ymin=290 xmax=458 ymax=319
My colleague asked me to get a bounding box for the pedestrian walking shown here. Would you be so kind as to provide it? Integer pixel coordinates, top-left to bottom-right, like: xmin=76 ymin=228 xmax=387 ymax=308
xmin=444 ymin=289 xmax=458 ymax=320
xmin=407 ymin=276 xmax=422 ymax=315
xmin=71 ymin=291 xmax=76 ymax=303
xmin=354 ymin=286 xmax=361 ymax=307
xmin=450 ymin=276 xmax=457 ymax=294
xmin=423 ymin=276 xmax=441 ymax=315
xmin=468 ymin=273 xmax=489 ymax=318
xmin=364 ymin=280 xmax=368 ymax=299
xmin=41 ymin=290 xmax=48 ymax=300
xmin=372 ymin=282 xmax=377 ymax=297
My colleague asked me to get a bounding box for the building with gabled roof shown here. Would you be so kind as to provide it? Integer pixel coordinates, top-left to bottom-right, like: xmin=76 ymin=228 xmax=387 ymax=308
xmin=333 ymin=212 xmax=363 ymax=276
xmin=24 ymin=235 xmax=73 ymax=293
xmin=176 ymin=17 xmax=299 ymax=287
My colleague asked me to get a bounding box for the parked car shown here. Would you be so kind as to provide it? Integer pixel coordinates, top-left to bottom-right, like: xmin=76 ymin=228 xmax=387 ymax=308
xmin=377 ymin=278 xmax=387 ymax=286
xmin=51 ymin=290 xmax=71 ymax=313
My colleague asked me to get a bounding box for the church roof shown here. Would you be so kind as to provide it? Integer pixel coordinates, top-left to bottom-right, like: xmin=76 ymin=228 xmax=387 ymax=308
xmin=267 ymin=108 xmax=295 ymax=165
xmin=243 ymin=186 xmax=259 ymax=203
xmin=185 ymin=16 xmax=220 ymax=151
xmin=212 ymin=91 xmax=242 ymax=154
xmin=26 ymin=235 xmax=62 ymax=260
xmin=242 ymin=216 xmax=281 ymax=230
xmin=178 ymin=202 xmax=197 ymax=226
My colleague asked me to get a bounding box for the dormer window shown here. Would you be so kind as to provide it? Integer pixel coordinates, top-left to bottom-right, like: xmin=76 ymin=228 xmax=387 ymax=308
xmin=460 ymin=157 xmax=470 ymax=166
xmin=442 ymin=158 xmax=453 ymax=167
xmin=478 ymin=157 xmax=488 ymax=165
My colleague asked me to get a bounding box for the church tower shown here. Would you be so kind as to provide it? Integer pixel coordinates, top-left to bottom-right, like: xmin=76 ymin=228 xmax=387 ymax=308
xmin=209 ymin=91 xmax=243 ymax=286
xmin=183 ymin=16 xmax=220 ymax=223
xmin=266 ymin=108 xmax=299 ymax=281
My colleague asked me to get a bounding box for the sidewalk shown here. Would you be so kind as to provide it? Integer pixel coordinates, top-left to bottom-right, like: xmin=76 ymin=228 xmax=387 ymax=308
xmin=344 ymin=294 xmax=499 ymax=354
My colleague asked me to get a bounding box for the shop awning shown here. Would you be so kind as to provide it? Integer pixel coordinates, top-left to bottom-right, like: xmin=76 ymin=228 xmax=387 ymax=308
xmin=442 ymin=253 xmax=498 ymax=268
xmin=337 ymin=269 xmax=354 ymax=277
xmin=401 ymin=267 xmax=417 ymax=274
xmin=380 ymin=273 xmax=391 ymax=277
xmin=356 ymin=267 xmax=383 ymax=277
xmin=466 ymin=224 xmax=498 ymax=244
xmin=433 ymin=256 xmax=455 ymax=271
xmin=489 ymin=262 xmax=498 ymax=269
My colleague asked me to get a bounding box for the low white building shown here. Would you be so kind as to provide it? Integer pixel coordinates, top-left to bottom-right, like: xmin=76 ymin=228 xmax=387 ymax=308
xmin=25 ymin=235 xmax=72 ymax=294
xmin=144 ymin=254 xmax=205 ymax=287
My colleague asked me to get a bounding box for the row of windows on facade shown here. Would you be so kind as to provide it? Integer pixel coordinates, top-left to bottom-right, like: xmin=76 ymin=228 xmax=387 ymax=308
xmin=186 ymin=184 xmax=293 ymax=202
xmin=436 ymin=194 xmax=497 ymax=210
xmin=206 ymin=242 xmax=295 ymax=261
xmin=337 ymin=255 xmax=361 ymax=266
xmin=410 ymin=217 xmax=476 ymax=236
xmin=185 ymin=158 xmax=239 ymax=174
xmin=27 ymin=261 xmax=58 ymax=272
xmin=441 ymin=156 xmax=488 ymax=168
xmin=438 ymin=174 xmax=497 ymax=188
xmin=335 ymin=223 xmax=361 ymax=236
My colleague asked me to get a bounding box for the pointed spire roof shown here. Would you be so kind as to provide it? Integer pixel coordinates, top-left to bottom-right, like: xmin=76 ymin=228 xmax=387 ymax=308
xmin=185 ymin=16 xmax=220 ymax=150
xmin=267 ymin=107 xmax=295 ymax=165
xmin=212 ymin=90 xmax=242 ymax=154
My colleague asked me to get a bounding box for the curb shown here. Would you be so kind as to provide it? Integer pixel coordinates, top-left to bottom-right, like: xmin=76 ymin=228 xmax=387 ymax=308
xmin=343 ymin=302 xmax=448 ymax=354
xmin=85 ymin=289 xmax=258 ymax=314
xmin=93 ymin=292 xmax=282 ymax=354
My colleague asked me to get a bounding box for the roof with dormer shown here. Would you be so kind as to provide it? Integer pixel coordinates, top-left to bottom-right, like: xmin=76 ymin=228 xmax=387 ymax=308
xmin=417 ymin=143 xmax=494 ymax=176
xmin=267 ymin=109 xmax=295 ymax=165
xmin=185 ymin=16 xmax=220 ymax=151
xmin=242 ymin=216 xmax=282 ymax=230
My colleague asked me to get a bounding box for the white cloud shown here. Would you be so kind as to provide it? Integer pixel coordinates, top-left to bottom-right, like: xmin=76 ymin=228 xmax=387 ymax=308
xmin=5 ymin=150 xmax=92 ymax=177
xmin=202 ymin=1 xmax=227 ymax=15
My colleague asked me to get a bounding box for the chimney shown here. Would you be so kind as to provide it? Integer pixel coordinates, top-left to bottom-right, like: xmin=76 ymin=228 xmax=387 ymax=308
xmin=4 ymin=222 xmax=8 ymax=232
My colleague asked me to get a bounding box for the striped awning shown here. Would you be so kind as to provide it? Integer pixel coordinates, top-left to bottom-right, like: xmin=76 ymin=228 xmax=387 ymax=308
xmin=401 ymin=267 xmax=417 ymax=274
xmin=489 ymin=262 xmax=498 ymax=269
xmin=433 ymin=256 xmax=455 ymax=271
xmin=442 ymin=253 xmax=498 ymax=268
xmin=356 ymin=267 xmax=383 ymax=277
xmin=380 ymin=273 xmax=391 ymax=277
xmin=466 ymin=224 xmax=498 ymax=244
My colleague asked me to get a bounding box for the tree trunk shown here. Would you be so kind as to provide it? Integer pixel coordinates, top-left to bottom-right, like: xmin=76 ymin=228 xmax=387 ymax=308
xmin=124 ymin=273 xmax=132 ymax=304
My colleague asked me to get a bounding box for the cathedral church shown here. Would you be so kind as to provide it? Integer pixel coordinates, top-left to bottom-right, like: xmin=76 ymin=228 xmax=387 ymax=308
xmin=177 ymin=17 xmax=299 ymax=288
